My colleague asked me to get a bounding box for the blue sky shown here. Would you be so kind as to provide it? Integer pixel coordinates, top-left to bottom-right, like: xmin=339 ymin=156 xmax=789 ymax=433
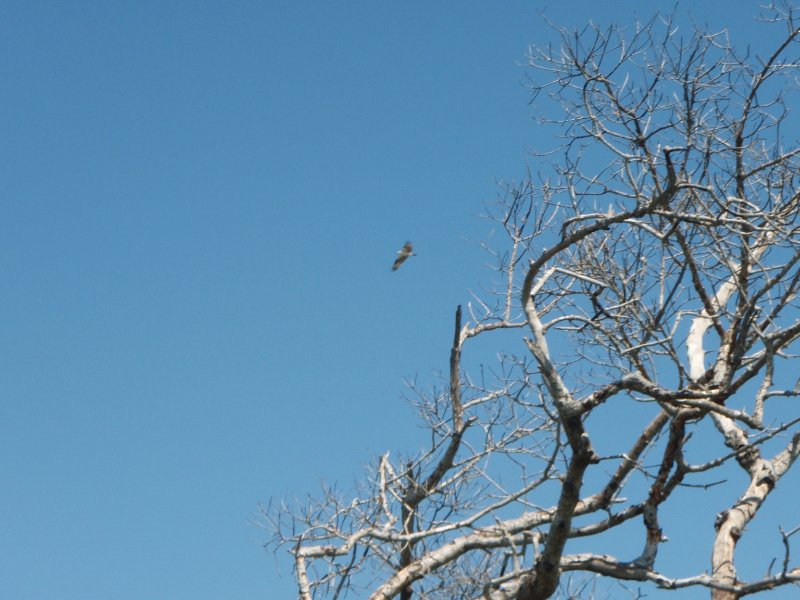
xmin=2 ymin=2 xmax=798 ymax=599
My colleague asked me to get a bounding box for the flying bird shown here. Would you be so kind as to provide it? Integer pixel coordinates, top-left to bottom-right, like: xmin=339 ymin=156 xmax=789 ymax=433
xmin=392 ymin=241 xmax=416 ymax=271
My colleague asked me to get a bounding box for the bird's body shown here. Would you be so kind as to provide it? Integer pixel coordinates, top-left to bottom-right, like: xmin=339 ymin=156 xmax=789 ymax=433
xmin=392 ymin=242 xmax=416 ymax=271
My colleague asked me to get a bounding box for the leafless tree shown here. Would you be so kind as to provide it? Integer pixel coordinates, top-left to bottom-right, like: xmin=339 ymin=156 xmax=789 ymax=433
xmin=264 ymin=5 xmax=800 ymax=599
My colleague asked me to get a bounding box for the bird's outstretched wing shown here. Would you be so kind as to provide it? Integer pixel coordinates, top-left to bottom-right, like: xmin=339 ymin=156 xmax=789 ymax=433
xmin=392 ymin=241 xmax=415 ymax=271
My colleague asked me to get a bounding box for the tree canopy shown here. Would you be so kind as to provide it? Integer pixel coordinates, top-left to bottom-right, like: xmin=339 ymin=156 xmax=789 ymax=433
xmin=267 ymin=5 xmax=800 ymax=599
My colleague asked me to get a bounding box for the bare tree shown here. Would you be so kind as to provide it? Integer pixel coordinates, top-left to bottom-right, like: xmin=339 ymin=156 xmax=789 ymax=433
xmin=264 ymin=5 xmax=800 ymax=599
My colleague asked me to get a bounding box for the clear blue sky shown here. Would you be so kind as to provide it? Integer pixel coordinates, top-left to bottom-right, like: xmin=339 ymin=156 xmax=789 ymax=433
xmin=2 ymin=2 xmax=797 ymax=599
